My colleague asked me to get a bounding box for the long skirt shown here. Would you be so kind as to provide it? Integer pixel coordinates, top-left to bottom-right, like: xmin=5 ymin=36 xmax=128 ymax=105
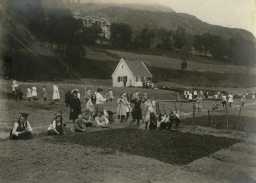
xmin=10 ymin=131 xmax=33 ymax=140
xmin=96 ymin=104 xmax=104 ymax=113
xmin=70 ymin=109 xmax=80 ymax=120
xmin=132 ymin=110 xmax=142 ymax=121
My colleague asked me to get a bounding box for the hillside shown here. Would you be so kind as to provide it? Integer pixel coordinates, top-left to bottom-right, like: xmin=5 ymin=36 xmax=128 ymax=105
xmin=77 ymin=2 xmax=175 ymax=13
xmin=79 ymin=4 xmax=255 ymax=41
xmin=2 ymin=0 xmax=255 ymax=87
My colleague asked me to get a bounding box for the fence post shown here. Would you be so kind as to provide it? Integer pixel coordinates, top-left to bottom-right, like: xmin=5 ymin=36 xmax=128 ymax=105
xmin=238 ymin=103 xmax=243 ymax=130
xmin=208 ymin=109 xmax=211 ymax=126
xmin=225 ymin=105 xmax=229 ymax=129
xmin=192 ymin=102 xmax=196 ymax=125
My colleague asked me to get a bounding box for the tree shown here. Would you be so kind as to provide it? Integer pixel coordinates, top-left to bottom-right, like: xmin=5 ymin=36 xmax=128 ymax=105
xmin=173 ymin=26 xmax=187 ymax=49
xmin=77 ymin=24 xmax=101 ymax=46
xmin=229 ymin=36 xmax=256 ymax=65
xmin=133 ymin=27 xmax=156 ymax=49
xmin=156 ymin=29 xmax=174 ymax=50
xmin=110 ymin=23 xmax=132 ymax=49
xmin=180 ymin=44 xmax=191 ymax=70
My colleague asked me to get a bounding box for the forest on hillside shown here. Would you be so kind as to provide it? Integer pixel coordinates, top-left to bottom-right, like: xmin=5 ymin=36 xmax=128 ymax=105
xmin=1 ymin=0 xmax=256 ymax=81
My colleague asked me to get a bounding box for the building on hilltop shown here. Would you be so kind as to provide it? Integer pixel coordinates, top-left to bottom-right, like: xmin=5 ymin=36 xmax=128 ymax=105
xmin=73 ymin=13 xmax=111 ymax=42
xmin=112 ymin=58 xmax=153 ymax=88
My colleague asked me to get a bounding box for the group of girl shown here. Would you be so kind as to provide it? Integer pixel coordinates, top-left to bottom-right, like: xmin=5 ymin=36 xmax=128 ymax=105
xmin=9 ymin=109 xmax=111 ymax=140
xmin=9 ymin=88 xmax=183 ymax=140
xmin=184 ymin=90 xmax=205 ymax=101
xmin=25 ymin=84 xmax=61 ymax=101
xmin=116 ymin=91 xmax=181 ymax=130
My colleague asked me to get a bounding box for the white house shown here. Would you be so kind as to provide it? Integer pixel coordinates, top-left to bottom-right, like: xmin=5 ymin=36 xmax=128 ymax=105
xmin=112 ymin=58 xmax=153 ymax=87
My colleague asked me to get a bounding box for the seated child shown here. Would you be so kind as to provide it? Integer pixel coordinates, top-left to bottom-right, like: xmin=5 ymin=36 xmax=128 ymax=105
xmin=157 ymin=113 xmax=170 ymax=130
xmin=95 ymin=111 xmax=110 ymax=128
xmin=48 ymin=112 xmax=64 ymax=135
xmin=82 ymin=110 xmax=94 ymax=127
xmin=149 ymin=113 xmax=157 ymax=130
xmin=74 ymin=114 xmax=87 ymax=132
xmin=10 ymin=113 xmax=33 ymax=140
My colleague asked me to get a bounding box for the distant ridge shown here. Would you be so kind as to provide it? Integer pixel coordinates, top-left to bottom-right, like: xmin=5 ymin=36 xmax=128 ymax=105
xmin=78 ymin=2 xmax=175 ymax=13
xmin=76 ymin=3 xmax=255 ymax=41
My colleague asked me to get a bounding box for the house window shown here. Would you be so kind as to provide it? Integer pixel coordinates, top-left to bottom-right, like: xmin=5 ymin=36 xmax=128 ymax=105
xmin=135 ymin=77 xmax=139 ymax=82
xmin=117 ymin=76 xmax=122 ymax=82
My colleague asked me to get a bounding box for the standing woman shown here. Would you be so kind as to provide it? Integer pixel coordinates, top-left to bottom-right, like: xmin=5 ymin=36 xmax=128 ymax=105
xmin=117 ymin=92 xmax=129 ymax=123
xmin=10 ymin=113 xmax=33 ymax=140
xmin=52 ymin=84 xmax=61 ymax=102
xmin=69 ymin=90 xmax=81 ymax=123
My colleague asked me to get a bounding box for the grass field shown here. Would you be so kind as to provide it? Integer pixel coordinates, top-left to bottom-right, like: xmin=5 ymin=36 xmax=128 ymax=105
xmin=0 ymin=79 xmax=256 ymax=183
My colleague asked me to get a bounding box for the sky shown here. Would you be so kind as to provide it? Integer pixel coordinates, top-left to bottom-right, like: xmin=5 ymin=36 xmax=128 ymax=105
xmin=81 ymin=0 xmax=256 ymax=37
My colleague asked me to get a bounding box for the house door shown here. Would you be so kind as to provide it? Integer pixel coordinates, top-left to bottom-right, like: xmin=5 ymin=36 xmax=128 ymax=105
xmin=123 ymin=76 xmax=127 ymax=87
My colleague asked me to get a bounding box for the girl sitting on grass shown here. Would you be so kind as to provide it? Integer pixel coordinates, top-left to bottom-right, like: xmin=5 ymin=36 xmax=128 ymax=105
xmin=10 ymin=113 xmax=33 ymax=140
xmin=95 ymin=111 xmax=110 ymax=128
xmin=47 ymin=112 xmax=64 ymax=135
xmin=157 ymin=113 xmax=170 ymax=130
xmin=74 ymin=114 xmax=87 ymax=132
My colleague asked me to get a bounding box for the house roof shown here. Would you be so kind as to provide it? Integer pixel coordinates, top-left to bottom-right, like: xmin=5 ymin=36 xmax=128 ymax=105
xmin=125 ymin=59 xmax=152 ymax=78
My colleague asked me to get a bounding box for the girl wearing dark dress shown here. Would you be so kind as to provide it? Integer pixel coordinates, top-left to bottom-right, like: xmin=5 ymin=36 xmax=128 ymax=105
xmin=131 ymin=97 xmax=142 ymax=126
xmin=10 ymin=113 xmax=33 ymax=140
xmin=69 ymin=90 xmax=81 ymax=122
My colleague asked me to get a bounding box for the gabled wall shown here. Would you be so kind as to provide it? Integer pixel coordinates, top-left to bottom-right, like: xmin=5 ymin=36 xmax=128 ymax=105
xmin=112 ymin=58 xmax=135 ymax=87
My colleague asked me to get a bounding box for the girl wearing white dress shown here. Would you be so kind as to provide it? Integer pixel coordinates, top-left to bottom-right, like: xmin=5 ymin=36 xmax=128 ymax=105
xmin=228 ymin=93 xmax=234 ymax=108
xmin=52 ymin=84 xmax=60 ymax=101
xmin=26 ymin=88 xmax=32 ymax=101
xmin=31 ymin=86 xmax=38 ymax=100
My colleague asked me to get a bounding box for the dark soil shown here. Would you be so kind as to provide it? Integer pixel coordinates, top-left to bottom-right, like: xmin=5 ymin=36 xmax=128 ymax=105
xmin=50 ymin=128 xmax=238 ymax=165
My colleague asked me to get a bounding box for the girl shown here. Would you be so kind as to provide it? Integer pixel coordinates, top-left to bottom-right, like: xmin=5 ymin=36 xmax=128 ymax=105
xmin=10 ymin=113 xmax=33 ymax=140
xmin=131 ymin=95 xmax=142 ymax=126
xmin=157 ymin=113 xmax=170 ymax=130
xmin=26 ymin=88 xmax=32 ymax=101
xmin=69 ymin=90 xmax=81 ymax=123
xmin=95 ymin=112 xmax=110 ymax=128
xmin=48 ymin=112 xmax=64 ymax=135
xmin=117 ymin=93 xmax=129 ymax=123
xmin=86 ymin=94 xmax=96 ymax=118
xmin=52 ymin=84 xmax=60 ymax=101
xmin=228 ymin=93 xmax=234 ymax=108
xmin=31 ymin=86 xmax=38 ymax=100
xmin=74 ymin=114 xmax=87 ymax=132
xmin=143 ymin=97 xmax=154 ymax=130
xmin=95 ymin=88 xmax=106 ymax=113
xmin=42 ymin=88 xmax=48 ymax=101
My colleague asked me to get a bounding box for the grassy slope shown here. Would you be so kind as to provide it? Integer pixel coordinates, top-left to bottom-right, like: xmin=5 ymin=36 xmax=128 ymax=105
xmin=85 ymin=48 xmax=256 ymax=88
xmin=8 ymin=47 xmax=256 ymax=88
